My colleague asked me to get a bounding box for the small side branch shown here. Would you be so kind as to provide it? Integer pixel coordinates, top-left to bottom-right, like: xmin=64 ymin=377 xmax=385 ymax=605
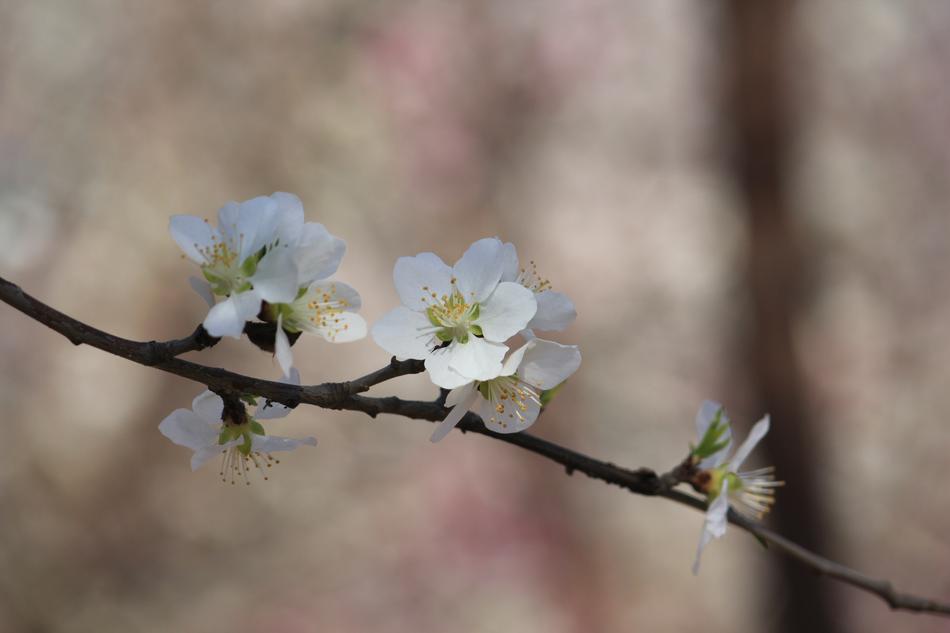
xmin=1 ymin=275 xmax=948 ymax=617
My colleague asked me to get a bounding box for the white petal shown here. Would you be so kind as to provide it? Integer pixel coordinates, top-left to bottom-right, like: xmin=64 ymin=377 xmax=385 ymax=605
xmin=274 ymin=314 xmax=294 ymax=378
xmin=476 ymin=282 xmax=537 ymax=342
xmin=169 ymin=215 xmax=218 ymax=264
xmin=445 ymin=383 xmax=477 ymax=408
xmin=251 ymin=246 xmax=299 ymax=303
xmin=295 ymin=223 xmax=346 ymax=284
xmin=730 ymin=414 xmax=770 ymax=471
xmin=499 ymin=242 xmax=519 ymax=282
xmin=203 ymin=291 xmax=261 ymax=338
xmin=159 ymin=409 xmax=219 ymax=452
xmin=425 ymin=345 xmax=474 ymax=389
xmin=189 ymin=276 xmax=215 ymax=307
xmin=447 ymin=337 xmax=507 ymax=381
xmin=692 ymin=480 xmax=731 ymax=575
xmin=430 ymin=386 xmax=479 ymax=442
xmin=271 ymin=192 xmax=305 ymax=245
xmin=393 ymin=253 xmax=454 ymax=311
xmin=528 ymin=291 xmax=576 ymax=331
xmin=191 ymin=444 xmax=226 ymax=471
xmin=233 ymin=196 xmax=281 ymax=261
xmin=371 ymin=307 xmax=435 ymax=360
xmin=311 ymin=311 xmax=367 ymax=343
xmin=479 ymin=387 xmax=541 ymax=434
xmin=453 ymin=237 xmax=506 ymax=303
xmin=192 ymin=390 xmax=224 ymax=423
xmin=251 ymin=434 xmax=317 ymax=453
xmin=517 ymin=339 xmax=581 ymax=390
xmin=500 ymin=341 xmax=531 ymax=376
xmin=695 ymin=401 xmax=733 ymax=470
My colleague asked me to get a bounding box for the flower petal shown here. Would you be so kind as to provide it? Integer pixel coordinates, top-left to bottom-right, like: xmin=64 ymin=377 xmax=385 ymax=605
xmin=203 ymin=291 xmax=262 ymax=338
xmin=476 ymin=282 xmax=537 ymax=342
xmin=295 ymin=223 xmax=346 ymax=284
xmin=695 ymin=400 xmax=733 ymax=470
xmin=516 ymin=339 xmax=581 ymax=390
xmin=251 ymin=245 xmax=299 ymax=303
xmin=453 ymin=237 xmax=507 ymax=303
xmin=430 ymin=384 xmax=478 ymax=442
xmin=393 ymin=253 xmax=454 ymax=311
xmin=425 ymin=345 xmax=474 ymax=389
xmin=251 ymin=434 xmax=317 ymax=453
xmin=159 ymin=409 xmax=219 ymax=452
xmin=371 ymin=307 xmax=435 ymax=360
xmin=169 ymin=215 xmax=219 ymax=264
xmin=274 ymin=314 xmax=294 ymax=378
xmin=189 ymin=276 xmax=215 ymax=307
xmin=191 ymin=444 xmax=226 ymax=471
xmin=271 ymin=192 xmax=305 ymax=245
xmin=192 ymin=390 xmax=224 ymax=423
xmin=528 ymin=291 xmax=576 ymax=331
xmin=499 ymin=241 xmax=520 ymax=283
xmin=232 ymin=196 xmax=281 ymax=261
xmin=447 ymin=337 xmax=507 ymax=382
xmin=500 ymin=341 xmax=531 ymax=376
xmin=730 ymin=414 xmax=770 ymax=471
xmin=479 ymin=387 xmax=541 ymax=434
xmin=692 ymin=479 xmax=731 ymax=575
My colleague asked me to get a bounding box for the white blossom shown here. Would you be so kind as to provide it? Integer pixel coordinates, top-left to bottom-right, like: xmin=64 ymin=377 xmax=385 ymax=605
xmin=371 ymin=237 xmax=537 ymax=388
xmin=691 ymin=401 xmax=781 ymax=574
xmin=158 ymin=382 xmax=315 ymax=484
xmin=170 ymin=192 xmax=354 ymax=342
xmin=430 ymin=338 xmax=581 ymax=442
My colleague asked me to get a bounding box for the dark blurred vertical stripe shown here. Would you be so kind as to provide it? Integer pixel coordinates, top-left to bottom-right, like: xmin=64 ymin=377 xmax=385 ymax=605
xmin=720 ymin=2 xmax=843 ymax=631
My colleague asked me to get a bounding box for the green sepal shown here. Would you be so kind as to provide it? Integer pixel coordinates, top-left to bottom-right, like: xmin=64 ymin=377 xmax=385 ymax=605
xmin=218 ymin=429 xmax=231 ymax=445
xmin=691 ymin=408 xmax=731 ymax=459
xmin=477 ymin=382 xmax=491 ymax=399
xmin=235 ymin=281 xmax=253 ymax=293
xmin=240 ymin=394 xmax=259 ymax=406
xmin=295 ymin=286 xmax=309 ymax=300
xmin=470 ymin=324 xmax=483 ymax=337
xmin=240 ymin=255 xmax=258 ymax=277
xmin=218 ymin=426 xmax=242 ymax=445
xmin=540 ymin=381 xmax=565 ymax=407
xmin=469 ymin=303 xmax=480 ymax=320
xmin=237 ymin=433 xmax=252 ymax=456
xmin=249 ymin=420 xmax=266 ymax=436
xmin=435 ymin=329 xmax=454 ymax=343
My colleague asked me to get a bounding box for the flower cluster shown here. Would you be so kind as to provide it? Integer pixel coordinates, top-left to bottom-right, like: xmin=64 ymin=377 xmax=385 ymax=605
xmin=689 ymin=401 xmax=783 ymax=574
xmin=170 ymin=192 xmax=366 ymax=376
xmin=371 ymin=237 xmax=581 ymax=441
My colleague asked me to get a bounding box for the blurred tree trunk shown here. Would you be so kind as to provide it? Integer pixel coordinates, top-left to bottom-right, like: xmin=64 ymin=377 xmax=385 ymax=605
xmin=719 ymin=2 xmax=844 ymax=632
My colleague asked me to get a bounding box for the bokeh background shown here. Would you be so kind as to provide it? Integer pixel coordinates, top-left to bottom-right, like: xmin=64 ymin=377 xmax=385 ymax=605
xmin=1 ymin=1 xmax=949 ymax=632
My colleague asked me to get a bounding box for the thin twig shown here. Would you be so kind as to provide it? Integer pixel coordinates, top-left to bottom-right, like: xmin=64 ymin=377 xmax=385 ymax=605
xmin=1 ymin=275 xmax=948 ymax=617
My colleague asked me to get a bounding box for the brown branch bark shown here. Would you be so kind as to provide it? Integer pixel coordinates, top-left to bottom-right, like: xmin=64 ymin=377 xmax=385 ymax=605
xmin=1 ymin=274 xmax=948 ymax=617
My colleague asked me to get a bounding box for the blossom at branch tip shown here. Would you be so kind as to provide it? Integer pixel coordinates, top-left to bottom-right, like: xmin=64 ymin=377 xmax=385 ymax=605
xmin=371 ymin=237 xmax=538 ymax=388
xmin=169 ymin=192 xmax=354 ymax=341
xmin=690 ymin=401 xmax=782 ymax=574
xmin=158 ymin=376 xmax=315 ymax=485
xmin=500 ymin=242 xmax=577 ymax=335
xmin=429 ymin=338 xmax=581 ymax=442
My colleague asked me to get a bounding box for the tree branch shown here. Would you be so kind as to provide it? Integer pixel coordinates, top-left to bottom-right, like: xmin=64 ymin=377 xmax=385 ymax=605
xmin=1 ymin=275 xmax=947 ymax=617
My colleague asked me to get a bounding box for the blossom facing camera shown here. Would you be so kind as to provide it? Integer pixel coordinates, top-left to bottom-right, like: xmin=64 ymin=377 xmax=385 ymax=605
xmin=430 ymin=338 xmax=581 ymax=442
xmin=158 ymin=378 xmax=316 ymax=485
xmin=690 ymin=401 xmax=783 ymax=574
xmin=371 ymin=237 xmax=538 ymax=388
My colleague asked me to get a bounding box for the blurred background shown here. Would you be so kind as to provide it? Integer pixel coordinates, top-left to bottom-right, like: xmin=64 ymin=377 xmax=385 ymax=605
xmin=1 ymin=1 xmax=949 ymax=631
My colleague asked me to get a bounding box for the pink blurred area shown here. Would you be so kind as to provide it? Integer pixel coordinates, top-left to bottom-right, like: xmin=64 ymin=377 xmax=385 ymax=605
xmin=1 ymin=2 xmax=950 ymax=632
